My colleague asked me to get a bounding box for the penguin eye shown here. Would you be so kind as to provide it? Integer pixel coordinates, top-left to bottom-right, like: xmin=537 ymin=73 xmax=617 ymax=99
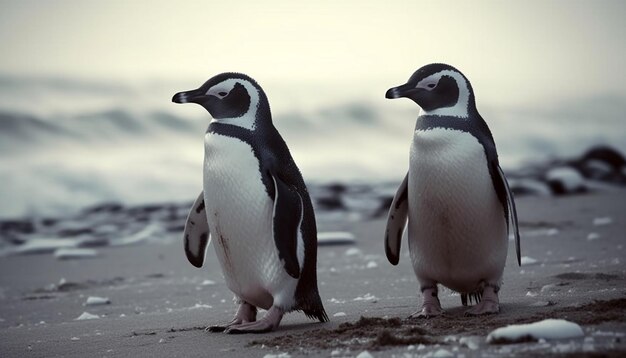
xmin=427 ymin=83 xmax=436 ymax=89
xmin=218 ymin=91 xmax=228 ymax=97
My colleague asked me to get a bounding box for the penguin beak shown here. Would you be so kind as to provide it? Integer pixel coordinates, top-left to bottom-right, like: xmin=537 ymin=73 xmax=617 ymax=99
xmin=385 ymin=82 xmax=418 ymax=99
xmin=172 ymin=89 xmax=202 ymax=104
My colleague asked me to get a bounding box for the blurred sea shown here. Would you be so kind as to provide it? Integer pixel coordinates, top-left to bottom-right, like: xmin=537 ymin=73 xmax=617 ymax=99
xmin=1 ymin=75 xmax=625 ymax=218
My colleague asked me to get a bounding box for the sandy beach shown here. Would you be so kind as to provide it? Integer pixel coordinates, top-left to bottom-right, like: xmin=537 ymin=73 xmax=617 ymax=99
xmin=0 ymin=189 xmax=625 ymax=357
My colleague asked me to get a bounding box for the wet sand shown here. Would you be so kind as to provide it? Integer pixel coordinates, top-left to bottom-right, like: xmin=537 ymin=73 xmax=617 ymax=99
xmin=1 ymin=190 xmax=625 ymax=357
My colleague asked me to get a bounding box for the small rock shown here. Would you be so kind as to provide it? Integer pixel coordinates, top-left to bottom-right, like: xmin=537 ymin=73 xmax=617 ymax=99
xmin=593 ymin=217 xmax=613 ymax=226
xmin=587 ymin=232 xmax=601 ymax=241
xmin=344 ymin=248 xmax=362 ymax=257
xmin=333 ymin=312 xmax=347 ymax=317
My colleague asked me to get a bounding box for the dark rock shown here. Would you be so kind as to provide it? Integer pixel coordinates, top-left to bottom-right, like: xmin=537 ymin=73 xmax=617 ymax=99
xmin=371 ymin=196 xmax=393 ymax=218
xmin=572 ymin=146 xmax=626 ymax=184
xmin=545 ymin=167 xmax=587 ymax=196
xmin=0 ymin=220 xmax=35 ymax=234
xmin=316 ymin=196 xmax=345 ymax=211
xmin=58 ymin=227 xmax=93 ymax=237
xmin=84 ymin=202 xmax=124 ymax=214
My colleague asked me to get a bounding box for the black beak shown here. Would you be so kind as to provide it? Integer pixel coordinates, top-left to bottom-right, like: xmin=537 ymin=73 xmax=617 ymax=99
xmin=172 ymin=89 xmax=201 ymax=104
xmin=385 ymin=82 xmax=416 ymax=99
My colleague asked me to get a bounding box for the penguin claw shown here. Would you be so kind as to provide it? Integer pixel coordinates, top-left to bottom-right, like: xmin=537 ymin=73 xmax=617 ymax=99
xmin=409 ymin=305 xmax=444 ymax=319
xmin=464 ymin=299 xmax=499 ymax=316
xmin=224 ymin=306 xmax=284 ymax=334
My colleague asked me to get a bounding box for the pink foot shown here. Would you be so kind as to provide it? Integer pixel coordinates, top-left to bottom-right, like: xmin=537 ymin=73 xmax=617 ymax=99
xmin=409 ymin=287 xmax=443 ymax=318
xmin=207 ymin=302 xmax=257 ymax=332
xmin=225 ymin=306 xmax=284 ymax=334
xmin=465 ymin=285 xmax=500 ymax=316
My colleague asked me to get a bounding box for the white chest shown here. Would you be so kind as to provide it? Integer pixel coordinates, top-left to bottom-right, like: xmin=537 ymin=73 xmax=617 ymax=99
xmin=202 ymin=133 xmax=281 ymax=307
xmin=407 ymin=127 xmax=507 ymax=290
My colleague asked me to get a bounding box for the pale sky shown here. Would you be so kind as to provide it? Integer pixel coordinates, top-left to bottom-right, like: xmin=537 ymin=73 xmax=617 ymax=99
xmin=1 ymin=0 xmax=625 ymax=104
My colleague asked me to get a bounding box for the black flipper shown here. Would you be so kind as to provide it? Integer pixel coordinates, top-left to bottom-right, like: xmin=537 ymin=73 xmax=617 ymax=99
xmin=385 ymin=173 xmax=409 ymax=265
xmin=270 ymin=172 xmax=302 ymax=279
xmin=183 ymin=192 xmax=211 ymax=268
xmin=494 ymin=164 xmax=521 ymax=266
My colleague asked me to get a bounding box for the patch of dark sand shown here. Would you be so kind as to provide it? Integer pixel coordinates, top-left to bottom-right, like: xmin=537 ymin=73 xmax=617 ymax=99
xmin=34 ymin=277 xmax=125 ymax=293
xmin=249 ymin=299 xmax=626 ymax=353
xmin=249 ymin=317 xmax=435 ymax=352
xmin=555 ymin=273 xmax=621 ymax=281
xmin=554 ymin=351 xmax=626 ymax=358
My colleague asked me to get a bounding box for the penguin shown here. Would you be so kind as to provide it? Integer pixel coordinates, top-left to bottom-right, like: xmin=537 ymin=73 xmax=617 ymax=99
xmin=383 ymin=63 xmax=521 ymax=317
xmin=172 ymin=72 xmax=328 ymax=333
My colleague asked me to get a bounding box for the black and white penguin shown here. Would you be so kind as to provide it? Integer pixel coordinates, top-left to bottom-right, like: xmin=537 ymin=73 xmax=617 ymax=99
xmin=172 ymin=73 xmax=328 ymax=333
xmin=384 ymin=63 xmax=521 ymax=316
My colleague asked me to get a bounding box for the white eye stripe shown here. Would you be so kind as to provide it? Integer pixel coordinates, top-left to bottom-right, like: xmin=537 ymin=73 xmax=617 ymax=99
xmin=417 ymin=70 xmax=471 ymax=118
xmin=206 ymin=78 xmax=261 ymax=130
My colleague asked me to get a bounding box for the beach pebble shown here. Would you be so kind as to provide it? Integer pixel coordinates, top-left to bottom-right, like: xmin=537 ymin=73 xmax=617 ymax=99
xmin=459 ymin=336 xmax=480 ymax=350
xmin=317 ymin=231 xmax=355 ymax=246
xmin=487 ymin=319 xmax=584 ymax=344
xmin=587 ymin=232 xmax=600 ymax=241
xmin=344 ymin=248 xmax=362 ymax=257
xmin=355 ymin=351 xmax=374 ymax=358
xmin=540 ymin=284 xmax=557 ymax=293
xmin=201 ymin=280 xmax=216 ymax=286
xmin=54 ymin=248 xmax=98 ymax=260
xmin=593 ymin=217 xmax=613 ymax=226
xmin=262 ymin=353 xmax=291 ymax=358
xmin=333 ymin=312 xmax=347 ymax=317
xmin=70 ymin=337 xmax=80 ymax=341
xmin=430 ymin=348 xmax=454 ymax=357
xmin=366 ymin=261 xmax=378 ymax=269
xmin=75 ymin=312 xmax=100 ymax=320
xmin=84 ymin=296 xmax=110 ymax=306
xmin=520 ymin=256 xmax=538 ymax=266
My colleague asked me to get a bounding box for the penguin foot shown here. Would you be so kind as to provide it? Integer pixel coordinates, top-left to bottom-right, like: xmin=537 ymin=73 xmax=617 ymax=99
xmin=465 ymin=285 xmax=499 ymax=316
xmin=206 ymin=302 xmax=257 ymax=333
xmin=225 ymin=306 xmax=284 ymax=334
xmin=410 ymin=287 xmax=443 ymax=318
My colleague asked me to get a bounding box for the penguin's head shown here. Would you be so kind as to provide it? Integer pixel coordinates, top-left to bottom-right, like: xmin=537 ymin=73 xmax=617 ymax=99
xmin=172 ymin=73 xmax=267 ymax=130
xmin=385 ymin=63 xmax=475 ymax=118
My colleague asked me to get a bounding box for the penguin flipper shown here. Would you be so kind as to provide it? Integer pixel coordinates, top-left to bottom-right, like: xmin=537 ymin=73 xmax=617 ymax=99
xmin=270 ymin=172 xmax=302 ymax=279
xmin=494 ymin=164 xmax=521 ymax=266
xmin=183 ymin=191 xmax=211 ymax=268
xmin=385 ymin=173 xmax=409 ymax=265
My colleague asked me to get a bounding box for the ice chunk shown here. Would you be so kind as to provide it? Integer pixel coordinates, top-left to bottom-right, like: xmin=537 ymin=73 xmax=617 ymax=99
xmin=431 ymin=348 xmax=454 ymax=357
xmin=487 ymin=319 xmax=584 ymax=343
xmin=333 ymin=312 xmax=347 ymax=317
xmin=84 ymin=296 xmax=110 ymax=306
xmin=75 ymin=312 xmax=100 ymax=320
xmin=366 ymin=261 xmax=378 ymax=269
